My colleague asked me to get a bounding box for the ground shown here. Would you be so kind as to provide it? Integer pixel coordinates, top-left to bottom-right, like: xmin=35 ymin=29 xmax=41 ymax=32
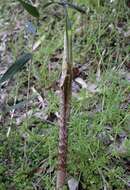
xmin=0 ymin=0 xmax=130 ymax=189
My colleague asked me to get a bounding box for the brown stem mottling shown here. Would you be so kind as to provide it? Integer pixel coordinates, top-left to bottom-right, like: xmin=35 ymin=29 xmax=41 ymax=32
xmin=56 ymin=69 xmax=72 ymax=189
xmin=56 ymin=13 xmax=73 ymax=188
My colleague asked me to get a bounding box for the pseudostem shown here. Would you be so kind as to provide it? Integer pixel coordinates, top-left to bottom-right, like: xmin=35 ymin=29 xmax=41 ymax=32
xmin=56 ymin=13 xmax=73 ymax=189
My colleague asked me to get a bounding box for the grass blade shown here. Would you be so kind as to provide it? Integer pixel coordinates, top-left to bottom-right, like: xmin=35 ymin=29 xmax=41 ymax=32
xmin=43 ymin=2 xmax=55 ymax=9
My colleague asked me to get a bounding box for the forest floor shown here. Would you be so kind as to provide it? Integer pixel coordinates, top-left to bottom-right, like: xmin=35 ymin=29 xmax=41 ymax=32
xmin=0 ymin=1 xmax=130 ymax=190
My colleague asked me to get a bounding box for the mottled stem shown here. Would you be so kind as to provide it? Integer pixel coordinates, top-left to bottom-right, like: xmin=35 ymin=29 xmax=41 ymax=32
xmin=57 ymin=73 xmax=72 ymax=188
xmin=56 ymin=16 xmax=73 ymax=189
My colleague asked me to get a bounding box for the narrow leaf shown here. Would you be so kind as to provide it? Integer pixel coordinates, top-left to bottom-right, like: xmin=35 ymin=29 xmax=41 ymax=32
xmin=67 ymin=3 xmax=86 ymax=14
xmin=43 ymin=2 xmax=86 ymax=14
xmin=0 ymin=53 xmax=32 ymax=84
xmin=43 ymin=2 xmax=55 ymax=9
xmin=5 ymin=95 xmax=37 ymax=113
xmin=18 ymin=0 xmax=39 ymax=18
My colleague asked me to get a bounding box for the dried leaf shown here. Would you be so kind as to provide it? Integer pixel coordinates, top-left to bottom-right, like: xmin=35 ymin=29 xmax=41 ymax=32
xmin=75 ymin=77 xmax=99 ymax=93
xmin=32 ymin=35 xmax=45 ymax=51
xmin=124 ymin=29 xmax=130 ymax=38
xmin=75 ymin=77 xmax=87 ymax=89
xmin=68 ymin=178 xmax=79 ymax=190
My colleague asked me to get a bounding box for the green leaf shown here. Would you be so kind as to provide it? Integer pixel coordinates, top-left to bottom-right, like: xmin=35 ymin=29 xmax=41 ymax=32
xmin=6 ymin=95 xmax=37 ymax=113
xmin=0 ymin=53 xmax=32 ymax=84
xmin=43 ymin=2 xmax=55 ymax=9
xmin=18 ymin=0 xmax=39 ymax=18
xmin=43 ymin=2 xmax=86 ymax=14
xmin=67 ymin=2 xmax=86 ymax=14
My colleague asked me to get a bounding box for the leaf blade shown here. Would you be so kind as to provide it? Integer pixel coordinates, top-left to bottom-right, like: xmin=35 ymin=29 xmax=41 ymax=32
xmin=67 ymin=2 xmax=86 ymax=14
xmin=42 ymin=2 xmax=86 ymax=14
xmin=18 ymin=0 xmax=39 ymax=18
xmin=0 ymin=53 xmax=32 ymax=84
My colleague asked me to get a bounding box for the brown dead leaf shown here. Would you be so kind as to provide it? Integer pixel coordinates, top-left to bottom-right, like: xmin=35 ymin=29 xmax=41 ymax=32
xmin=73 ymin=67 xmax=80 ymax=79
